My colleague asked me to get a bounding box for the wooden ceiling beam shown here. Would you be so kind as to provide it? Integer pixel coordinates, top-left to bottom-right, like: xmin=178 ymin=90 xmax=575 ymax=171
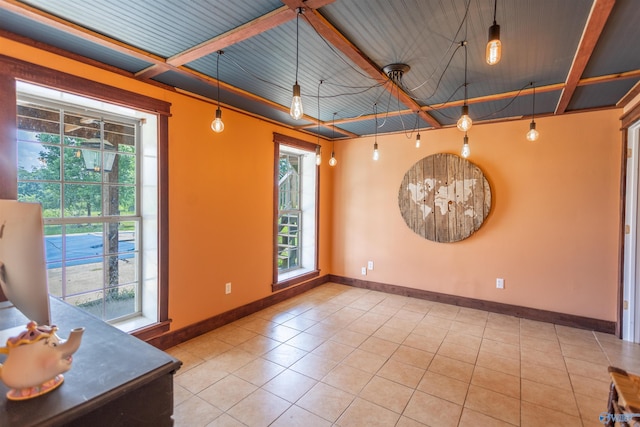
xmin=433 ymin=83 xmax=564 ymax=110
xmin=328 ymin=69 xmax=640 ymax=127
xmin=135 ymin=63 xmax=173 ymax=80
xmin=136 ymin=6 xmax=296 ymax=79
xmin=296 ymin=8 xmax=441 ymax=129
xmin=296 ymin=121 xmax=359 ymax=138
xmin=618 ymin=80 xmax=640 ymax=108
xmin=280 ymin=0 xmax=336 ymax=10
xmin=139 ymin=2 xmax=335 ymax=81
xmin=167 ymin=6 xmax=296 ymax=67
xmin=555 ymin=0 xmax=616 ymax=114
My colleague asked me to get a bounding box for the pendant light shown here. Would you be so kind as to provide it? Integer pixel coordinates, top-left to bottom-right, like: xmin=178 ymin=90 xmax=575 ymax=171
xmin=461 ymin=133 xmax=470 ymax=158
xmin=329 ymin=112 xmax=337 ymax=166
xmin=457 ymin=42 xmax=472 ymax=132
xmin=486 ymin=0 xmax=502 ymax=65
xmin=372 ymin=104 xmax=379 ymax=161
xmin=290 ymin=8 xmax=304 ymax=120
xmin=211 ymin=50 xmax=224 ymax=133
xmin=526 ymin=83 xmax=540 ymax=141
xmin=415 ymin=132 xmax=421 ymax=148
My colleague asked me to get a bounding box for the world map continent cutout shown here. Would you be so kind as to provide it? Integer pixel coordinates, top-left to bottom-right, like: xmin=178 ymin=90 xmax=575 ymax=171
xmin=398 ymin=153 xmax=491 ymax=243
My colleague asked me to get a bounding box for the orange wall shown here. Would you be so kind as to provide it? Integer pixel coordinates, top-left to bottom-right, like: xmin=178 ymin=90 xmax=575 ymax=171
xmin=331 ymin=110 xmax=622 ymax=321
xmin=0 ymin=37 xmax=334 ymax=331
xmin=0 ymin=36 xmax=624 ymax=328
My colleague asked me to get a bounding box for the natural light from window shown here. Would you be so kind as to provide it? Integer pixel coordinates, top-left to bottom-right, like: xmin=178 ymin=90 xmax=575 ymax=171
xmin=16 ymin=81 xmax=158 ymax=332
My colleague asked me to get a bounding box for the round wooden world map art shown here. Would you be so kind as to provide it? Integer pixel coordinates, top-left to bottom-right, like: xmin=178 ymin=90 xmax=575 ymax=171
xmin=398 ymin=153 xmax=492 ymax=243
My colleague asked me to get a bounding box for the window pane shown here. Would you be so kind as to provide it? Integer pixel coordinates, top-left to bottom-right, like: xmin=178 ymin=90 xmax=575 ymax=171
xmin=106 ymin=254 xmax=138 ymax=286
xmin=18 ymin=182 xmax=61 ymax=215
xmin=18 ymin=143 xmax=61 ymax=180
xmin=64 ymin=223 xmax=104 ymax=262
xmin=279 ymin=155 xmax=300 ymax=210
xmin=113 ymin=153 xmax=136 ymax=185
xmin=106 ymin=220 xmax=139 ymax=256
xmin=45 ymin=231 xmax=63 ymax=270
xmin=63 ymin=147 xmax=101 ymax=182
xmin=105 ymin=120 xmax=136 ymax=154
xmin=65 ymin=290 xmax=104 ymax=317
xmin=105 ymin=284 xmax=137 ymax=320
xmin=103 ymin=185 xmax=136 ymax=216
xmin=17 ymin=103 xmax=60 ymax=135
xmin=105 ymin=221 xmax=138 ymax=283
xmin=64 ymin=183 xmax=102 ymax=217
xmin=63 ymin=112 xmax=100 ymax=143
xmin=277 ymin=212 xmax=300 ymax=271
xmin=65 ymin=256 xmax=104 ymax=295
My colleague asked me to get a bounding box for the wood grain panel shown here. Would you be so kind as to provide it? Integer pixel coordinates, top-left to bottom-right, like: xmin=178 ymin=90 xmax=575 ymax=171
xmin=398 ymin=153 xmax=491 ymax=243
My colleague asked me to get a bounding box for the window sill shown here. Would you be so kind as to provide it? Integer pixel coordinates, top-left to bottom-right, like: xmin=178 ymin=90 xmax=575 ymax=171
xmin=112 ymin=316 xmax=171 ymax=343
xmin=273 ymin=269 xmax=320 ymax=292
xmin=112 ymin=315 xmax=156 ymax=333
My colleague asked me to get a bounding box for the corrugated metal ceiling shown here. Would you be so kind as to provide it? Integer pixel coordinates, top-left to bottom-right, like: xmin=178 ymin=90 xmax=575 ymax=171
xmin=1 ymin=0 xmax=638 ymax=138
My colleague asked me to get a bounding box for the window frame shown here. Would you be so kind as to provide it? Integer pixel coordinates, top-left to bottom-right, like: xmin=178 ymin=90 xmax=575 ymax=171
xmin=272 ymin=132 xmax=320 ymax=291
xmin=17 ymin=90 xmax=144 ymax=322
xmin=0 ymin=54 xmax=171 ymax=339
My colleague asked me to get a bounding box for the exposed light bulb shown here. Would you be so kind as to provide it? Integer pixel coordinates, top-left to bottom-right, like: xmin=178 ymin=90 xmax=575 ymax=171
xmin=212 ymin=50 xmax=225 ymax=133
xmin=526 ymin=121 xmax=539 ymax=141
xmin=415 ymin=132 xmax=421 ymax=148
xmin=290 ymin=82 xmax=303 ymax=120
xmin=486 ymin=23 xmax=502 ymax=65
xmin=211 ymin=108 xmax=224 ymax=133
xmin=457 ymin=105 xmax=472 ymax=132
xmin=315 ymin=146 xmax=322 ymax=166
xmin=372 ymin=142 xmax=379 ymax=161
xmin=461 ymin=134 xmax=470 ymax=158
xmin=329 ymin=153 xmax=337 ymax=166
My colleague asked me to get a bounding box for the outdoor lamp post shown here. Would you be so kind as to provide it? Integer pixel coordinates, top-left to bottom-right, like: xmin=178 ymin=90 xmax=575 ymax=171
xmin=78 ymin=137 xmax=120 ymax=300
xmin=78 ymin=138 xmax=117 ymax=172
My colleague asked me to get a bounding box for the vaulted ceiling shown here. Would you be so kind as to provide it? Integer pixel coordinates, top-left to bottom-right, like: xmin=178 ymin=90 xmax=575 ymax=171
xmin=1 ymin=0 xmax=638 ymax=139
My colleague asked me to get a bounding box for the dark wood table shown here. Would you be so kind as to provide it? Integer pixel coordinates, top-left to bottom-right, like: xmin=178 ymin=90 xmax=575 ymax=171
xmin=0 ymin=297 xmax=181 ymax=426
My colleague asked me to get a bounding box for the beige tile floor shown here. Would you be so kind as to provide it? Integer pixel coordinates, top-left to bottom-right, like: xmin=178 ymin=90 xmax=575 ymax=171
xmin=167 ymin=283 xmax=640 ymax=427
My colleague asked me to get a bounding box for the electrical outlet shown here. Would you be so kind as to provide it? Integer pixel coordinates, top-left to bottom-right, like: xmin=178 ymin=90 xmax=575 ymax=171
xmin=367 ymin=261 xmax=374 ymax=270
xmin=361 ymin=267 xmax=367 ymax=276
xmin=225 ymin=282 xmax=232 ymax=294
xmin=496 ymin=278 xmax=504 ymax=289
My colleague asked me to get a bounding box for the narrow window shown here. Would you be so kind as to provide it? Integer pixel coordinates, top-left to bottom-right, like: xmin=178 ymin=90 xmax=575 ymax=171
xmin=273 ymin=133 xmax=319 ymax=291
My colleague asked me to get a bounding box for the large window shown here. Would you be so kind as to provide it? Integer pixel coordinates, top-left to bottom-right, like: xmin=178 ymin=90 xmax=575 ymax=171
xmin=0 ymin=55 xmax=170 ymax=339
xmin=273 ymin=133 xmax=319 ymax=290
xmin=16 ymin=83 xmax=155 ymax=327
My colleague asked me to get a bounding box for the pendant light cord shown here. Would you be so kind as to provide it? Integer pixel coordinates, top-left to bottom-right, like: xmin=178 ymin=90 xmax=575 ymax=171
xmin=531 ymin=82 xmax=536 ymax=120
xmin=216 ymin=51 xmax=221 ymax=109
xmin=332 ymin=112 xmax=336 ymax=151
xmin=493 ymin=0 xmax=498 ymax=25
xmin=295 ymin=8 xmax=301 ymax=83
xmin=463 ymin=42 xmax=468 ymax=105
xmin=374 ymin=103 xmax=378 ymax=140
xmin=463 ymin=3 xmax=469 ymax=105
xmin=317 ymin=80 xmax=322 ymax=137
